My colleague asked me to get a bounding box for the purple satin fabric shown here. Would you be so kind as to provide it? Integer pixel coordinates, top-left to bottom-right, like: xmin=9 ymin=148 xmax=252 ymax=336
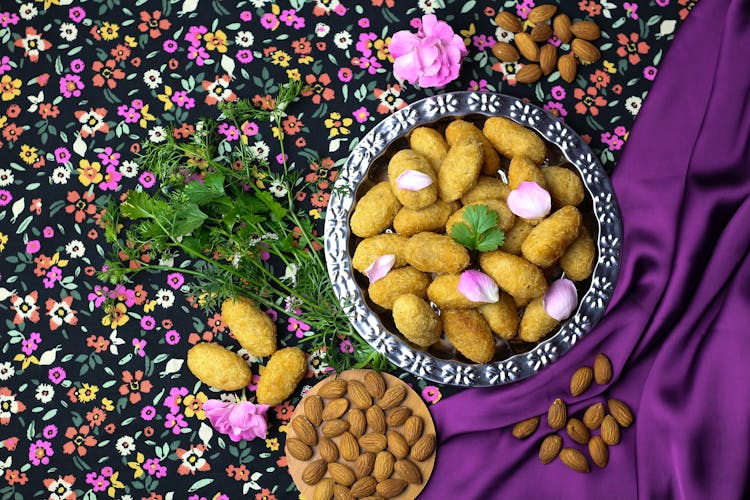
xmin=423 ymin=0 xmax=750 ymax=498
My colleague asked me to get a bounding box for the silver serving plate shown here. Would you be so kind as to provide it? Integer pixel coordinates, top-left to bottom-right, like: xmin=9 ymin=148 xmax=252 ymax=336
xmin=324 ymin=92 xmax=622 ymax=387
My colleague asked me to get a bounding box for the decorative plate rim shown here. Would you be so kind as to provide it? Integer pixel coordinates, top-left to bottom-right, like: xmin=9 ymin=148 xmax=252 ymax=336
xmin=323 ymin=91 xmax=623 ymax=387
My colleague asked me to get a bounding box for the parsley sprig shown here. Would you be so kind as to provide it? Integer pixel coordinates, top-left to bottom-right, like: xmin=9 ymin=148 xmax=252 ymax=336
xmin=449 ymin=204 xmax=506 ymax=252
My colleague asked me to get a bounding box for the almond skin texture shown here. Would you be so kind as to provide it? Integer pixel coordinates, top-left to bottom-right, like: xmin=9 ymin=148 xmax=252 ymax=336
xmin=547 ymin=398 xmax=567 ymax=430
xmin=601 ymin=415 xmax=621 ymax=445
xmin=583 ymin=402 xmax=606 ymax=430
xmin=516 ymin=64 xmax=543 ymax=84
xmin=348 ymin=380 xmax=373 ymax=410
xmin=328 ymin=462 xmax=356 ymax=487
xmin=386 ymin=406 xmax=412 ymax=427
xmin=395 ymin=459 xmax=422 ymax=484
xmin=492 ymin=41 xmax=520 ymax=62
xmin=572 ymin=38 xmax=601 ymax=63
xmin=350 ymin=476 xmax=377 ymax=498
xmin=347 ymin=408 xmax=367 ymax=438
xmin=363 ymin=371 xmax=386 ymax=400
xmin=366 ymin=405 xmax=387 ymax=434
xmin=608 ymin=399 xmax=635 ymax=427
xmin=539 ymin=434 xmax=563 ymax=464
xmin=376 ymin=479 xmax=408 ymax=499
xmin=292 ymin=416 xmax=318 ymax=446
xmin=512 ymin=416 xmax=540 ymax=439
xmin=558 ymin=53 xmax=578 ymax=83
xmin=410 ymin=433 xmax=436 ymax=462
xmin=553 ymin=14 xmax=573 ymax=44
xmin=318 ymin=379 xmax=347 ymax=399
xmin=386 ymin=430 xmax=410 ymax=459
xmin=566 ymin=418 xmax=591 ymax=445
xmin=515 ymin=33 xmax=540 ymax=62
xmin=313 ymin=478 xmax=335 ymax=500
xmin=373 ymin=451 xmax=395 ymax=481
xmin=540 ymin=44 xmax=557 ymax=75
xmin=560 ymin=448 xmax=590 ymax=473
xmin=286 ymin=438 xmax=313 ymax=461
xmin=322 ymin=398 xmax=349 ymax=421
xmin=332 ymin=485 xmax=354 ymax=500
xmin=302 ymin=459 xmax=328 ymax=485
xmin=570 ymin=366 xmax=594 ymax=396
xmin=358 ymin=433 xmax=387 ymax=453
xmin=354 ymin=452 xmax=376 ymax=479
xmin=404 ymin=415 xmax=424 ymax=445
xmin=571 ymin=20 xmax=601 ymax=41
xmin=495 ymin=11 xmax=523 ymax=33
xmin=528 ymin=4 xmax=557 ymax=23
xmin=318 ymin=437 xmax=339 ymax=463
xmin=321 ymin=419 xmax=349 ymax=439
xmin=594 ymin=353 xmax=614 ymax=385
xmin=305 ymin=395 xmax=324 ymax=426
xmin=339 ymin=431 xmax=360 ymax=462
xmin=378 ymin=385 xmax=407 ymax=410
xmin=531 ymin=23 xmax=553 ymax=43
xmin=589 ymin=435 xmax=609 ymax=468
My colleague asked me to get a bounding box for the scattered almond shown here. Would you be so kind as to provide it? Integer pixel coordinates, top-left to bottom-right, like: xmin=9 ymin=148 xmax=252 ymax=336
xmin=395 ymin=459 xmax=422 ymax=484
xmin=553 ymin=13 xmax=572 ymax=44
xmin=589 ymin=435 xmax=609 ymax=468
xmin=560 ymin=448 xmax=590 ymax=473
xmin=571 ymin=38 xmax=601 ymax=63
xmin=608 ymin=399 xmax=634 ymax=428
xmin=366 ymin=405 xmax=387 ymax=434
xmin=410 ymin=433 xmax=436 ymax=462
xmin=363 ymin=371 xmax=386 ymax=400
xmin=386 ymin=430 xmax=410 ymax=459
xmin=302 ymin=459 xmax=328 ymax=485
xmin=348 ymin=380 xmax=372 ymax=410
xmin=528 ymin=4 xmax=557 ymax=24
xmin=322 ymin=398 xmax=349 ymax=421
xmin=292 ymin=416 xmax=318 ymax=446
xmin=512 ymin=415 xmax=540 ymax=439
xmin=286 ymin=438 xmax=313 ymax=461
xmin=403 ymin=415 xmax=424 ymax=445
xmin=350 ymin=476 xmax=377 ymax=498
xmin=492 ymin=41 xmax=520 ymax=62
xmin=376 ymin=478 xmax=408 ymax=499
xmin=538 ymin=434 xmax=563 ymax=464
xmin=582 ymin=402 xmax=605 ymax=430
xmin=354 ymin=452 xmax=375 ymax=478
xmin=547 ymin=398 xmax=567 ymax=430
xmin=373 ymin=451 xmax=395 ymax=481
xmin=530 ymin=23 xmax=553 ymax=43
xmin=571 ymin=20 xmax=601 ymax=41
xmin=328 ymin=462 xmax=356 ymax=487
xmin=321 ymin=419 xmax=350 ymax=439
xmin=319 ymin=437 xmax=339 ymax=463
xmin=516 ymin=64 xmax=543 ymax=84
xmin=378 ymin=385 xmax=406 ymax=410
xmin=318 ymin=379 xmax=347 ymax=399
xmin=339 ymin=431 xmax=360 ymax=462
xmin=332 ymin=484 xmax=354 ymax=500
xmin=558 ymin=53 xmax=577 ymax=83
xmin=305 ymin=395 xmax=324 ymax=426
xmin=358 ymin=432 xmax=388 ymax=453
xmin=566 ymin=417 xmax=591 ymax=445
xmin=540 ymin=44 xmax=557 ymax=76
xmin=514 ymin=33 xmax=540 ymax=62
xmin=386 ymin=406 xmax=412 ymax=427
xmin=495 ymin=11 xmax=523 ymax=33
xmin=313 ymin=478 xmax=335 ymax=500
xmin=347 ymin=408 xmax=367 ymax=438
xmin=594 ymin=354 xmax=613 ymax=385
xmin=570 ymin=366 xmax=594 ymax=397
xmin=600 ymin=415 xmax=620 ymax=445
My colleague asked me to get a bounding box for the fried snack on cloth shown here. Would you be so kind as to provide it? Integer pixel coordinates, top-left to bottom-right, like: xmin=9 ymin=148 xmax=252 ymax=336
xmin=350 ymin=181 xmax=401 ymax=238
xmin=445 ymin=119 xmax=501 ymax=175
xmin=442 ymin=309 xmax=495 ymax=363
xmin=483 ymin=116 xmax=546 ymax=165
xmin=437 ymin=138 xmax=484 ymax=202
xmin=460 ymin=176 xmax=510 ymax=204
xmin=187 ymin=343 xmax=252 ymax=391
xmin=393 ymin=200 xmax=455 ymax=237
xmin=479 ymin=250 xmax=548 ymax=300
xmin=446 ymin=199 xmax=515 ymax=234
xmin=392 ymin=294 xmax=442 ymax=347
xmin=408 ymin=126 xmax=449 ymax=172
xmin=479 ymin=292 xmax=519 ymax=339
xmin=403 ymin=232 xmax=470 ymax=274
xmin=541 ymin=166 xmax=585 ymax=207
xmin=352 ymin=234 xmax=409 ymax=274
xmin=221 ymin=296 xmax=277 ymax=357
xmin=257 ymin=347 xmax=307 ymax=406
xmin=559 ymin=227 xmax=595 ymax=281
xmin=521 ymin=205 xmax=582 ymax=268
xmin=387 ymin=149 xmax=438 ymax=210
xmin=368 ymin=266 xmax=430 ymax=309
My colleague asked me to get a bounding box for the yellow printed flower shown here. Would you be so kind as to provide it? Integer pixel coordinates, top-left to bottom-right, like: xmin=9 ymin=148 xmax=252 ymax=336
xmin=308 ymin=209 xmax=322 ymax=220
xmin=49 ymin=252 xmax=69 ymax=268
xmin=271 ymin=50 xmax=292 ymax=68
xmin=13 ymin=353 xmax=39 ymax=370
xmin=0 ymin=75 xmax=22 ymax=101
xmin=183 ymin=392 xmax=208 ymax=420
xmin=374 ymin=37 xmax=394 ymax=63
xmin=298 ymin=55 xmax=313 ymax=65
xmin=0 ymin=231 xmax=8 ymax=252
xmin=603 ymin=60 xmax=617 ymax=74
xmin=143 ymin=299 xmax=157 ymax=313
xmin=19 ymin=144 xmax=38 ymax=165
xmin=101 ymin=22 xmax=120 ymax=41
xmin=286 ymin=68 xmax=300 ymax=81
xmin=265 ymin=437 xmax=279 ymax=451
xmin=101 ymin=397 xmax=115 ymax=411
xmin=205 ymin=30 xmax=228 ymax=53
xmin=138 ymin=104 xmax=155 ymax=128
xmin=124 ymin=35 xmax=138 ymax=48
xmin=157 ymin=85 xmax=173 ymax=111
xmin=37 ymin=0 xmax=62 ymax=10
xmin=106 ymin=471 xmax=125 ymax=497
xmin=78 ymin=159 xmax=103 ymax=187
xmin=324 ymin=112 xmax=353 ymax=138
xmin=102 ymin=302 xmax=129 ymax=328
xmin=77 ymin=383 xmax=99 ymax=403
xmin=128 ymin=452 xmax=145 ymax=479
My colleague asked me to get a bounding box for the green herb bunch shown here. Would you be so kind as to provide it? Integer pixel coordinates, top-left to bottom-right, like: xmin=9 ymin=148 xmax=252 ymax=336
xmin=449 ymin=204 xmax=505 ymax=252
xmin=99 ymin=80 xmax=389 ymax=373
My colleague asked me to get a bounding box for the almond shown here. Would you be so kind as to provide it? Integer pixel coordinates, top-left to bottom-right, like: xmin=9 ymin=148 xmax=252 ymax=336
xmin=512 ymin=415 xmax=540 ymax=439
xmin=410 ymin=433 xmax=435 ymax=462
xmin=339 ymin=431 xmax=360 ymax=461
xmin=302 ymin=458 xmax=328 ymax=485
xmin=292 ymin=415 xmax=318 ymax=446
xmin=589 ymin=435 xmax=609 ymax=468
xmin=557 ymin=53 xmax=577 ymax=83
xmin=495 ymin=11 xmax=523 ymax=33
xmin=322 ymin=419 xmax=349 ymax=439
xmin=386 ymin=406 xmax=412 ymax=427
xmin=318 ymin=379 xmax=347 ymax=399
xmin=319 ymin=437 xmax=339 ymax=463
xmin=571 ymin=20 xmax=601 ymax=41
xmin=560 ymin=448 xmax=590 ymax=473
xmin=538 ymin=434 xmax=563 ymax=464
xmin=386 ymin=430 xmax=410 ymax=459
xmin=348 ymin=380 xmax=372 ymax=410
xmin=570 ymin=366 xmax=594 ymax=397
xmin=373 ymin=451 xmax=395 ymax=481
xmin=516 ymin=64 xmax=543 ymax=84
xmin=322 ymin=397 xmax=349 ymax=421
xmin=530 ymin=23 xmax=553 ymax=43
xmin=594 ymin=353 xmax=613 ymax=385
xmin=366 ymin=405 xmax=387 ymax=434
xmin=583 ymin=402 xmax=605 ymax=430
xmin=354 ymin=452 xmax=376 ymax=478
xmin=395 ymin=458 xmax=422 ymax=484
xmin=350 ymin=476 xmax=377 ymax=498
xmin=539 ymin=43 xmax=557 ymax=76
xmin=305 ymin=395 xmax=324 ymax=426
xmin=363 ymin=370 xmax=386 ymax=399
xmin=571 ymin=38 xmax=601 ymax=63
xmin=328 ymin=462 xmax=356 ymax=487
xmin=378 ymin=385 xmax=406 ymax=411
xmin=552 ymin=13 xmax=572 ymax=44
xmin=600 ymin=415 xmax=620 ymax=445
xmin=547 ymin=398 xmax=567 ymax=430
xmin=358 ymin=432 xmax=387 ymax=453
xmin=286 ymin=437 xmax=313 ymax=461
xmin=528 ymin=4 xmax=557 ymax=24
xmin=376 ymin=478 xmax=408 ymax=499
xmin=566 ymin=418 xmax=591 ymax=445
xmin=514 ymin=33 xmax=540 ymax=62
xmin=347 ymin=408 xmax=367 ymax=437
xmin=313 ymin=478 xmax=335 ymax=500
xmin=608 ymin=399 xmax=634 ymax=428
xmin=492 ymin=41 xmax=520 ymax=62
xmin=403 ymin=415 xmax=424 ymax=445
xmin=332 ymin=484 xmax=354 ymax=500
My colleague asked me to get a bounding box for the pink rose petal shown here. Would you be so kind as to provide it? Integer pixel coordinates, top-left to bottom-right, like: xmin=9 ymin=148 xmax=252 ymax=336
xmin=543 ymin=278 xmax=578 ymax=321
xmin=507 ymin=181 xmax=552 ymax=219
xmin=457 ymin=270 xmax=499 ymax=303
xmin=395 ymin=169 xmax=433 ymax=191
xmin=364 ymin=254 xmax=396 ymax=283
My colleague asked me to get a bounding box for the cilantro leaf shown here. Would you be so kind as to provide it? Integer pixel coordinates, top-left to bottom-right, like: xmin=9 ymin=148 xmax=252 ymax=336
xmin=449 ymin=204 xmax=505 ymax=252
xmin=449 ymin=222 xmax=475 ymax=249
xmin=476 ymin=229 xmax=505 ymax=252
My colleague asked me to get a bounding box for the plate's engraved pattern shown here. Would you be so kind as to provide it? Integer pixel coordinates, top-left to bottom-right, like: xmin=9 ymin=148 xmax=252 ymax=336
xmin=324 ymin=92 xmax=623 ymax=386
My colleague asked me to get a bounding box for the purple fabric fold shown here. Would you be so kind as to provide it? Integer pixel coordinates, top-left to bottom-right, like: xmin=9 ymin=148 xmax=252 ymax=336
xmin=422 ymin=0 xmax=750 ymax=498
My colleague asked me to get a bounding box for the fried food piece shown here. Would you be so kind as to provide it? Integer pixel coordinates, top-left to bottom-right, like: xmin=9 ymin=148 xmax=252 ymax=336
xmin=460 ymin=176 xmax=510 ymax=204
xmin=446 ymin=199 xmax=515 ymax=235
xmin=368 ymin=266 xmax=430 ymax=310
xmin=479 ymin=292 xmax=519 ymax=339
xmin=257 ymin=347 xmax=307 ymax=406
xmin=437 ymin=138 xmax=484 ymax=202
xmin=403 ymin=232 xmax=470 ymax=274
xmin=222 ymin=296 xmax=277 ymax=357
xmin=479 ymin=250 xmax=547 ymax=300
xmin=393 ymin=200 xmax=454 ymax=237
xmin=392 ymin=294 xmax=442 ymax=347
xmin=508 ymin=156 xmax=548 ymax=191
xmin=350 ymin=182 xmax=401 ymax=238
xmin=483 ymin=117 xmax=546 ymax=165
xmin=409 ymin=127 xmax=449 ymax=172
xmin=502 ymin=220 xmax=535 ymax=255
xmin=542 ymin=166 xmax=585 ymax=207
xmin=445 ymin=119 xmax=502 ymax=175
xmin=427 ymin=274 xmax=477 ymax=309
xmin=387 ymin=149 xmax=438 ymax=210
xmin=559 ymin=227 xmax=595 ymax=281
xmin=522 ymin=205 xmax=582 ymax=268
xmin=351 ymin=234 xmax=409 ymax=274
xmin=187 ymin=343 xmax=252 ymax=391
xmin=442 ymin=309 xmax=495 ymax=363
xmin=519 ymin=297 xmax=559 ymax=342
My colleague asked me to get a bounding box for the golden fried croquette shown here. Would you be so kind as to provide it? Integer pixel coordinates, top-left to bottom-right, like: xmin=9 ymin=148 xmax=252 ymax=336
xmin=445 ymin=119 xmax=502 ymax=175
xmin=403 ymin=232 xmax=470 ymax=274
xmin=387 ymin=149 xmax=438 ymax=210
xmin=350 ymin=182 xmax=401 ymax=238
xmin=351 ymin=234 xmax=409 ymax=274
xmin=392 ymin=294 xmax=442 ymax=347
xmin=483 ymin=117 xmax=546 ymax=165
xmin=393 ymin=200 xmax=454 ymax=237
xmin=442 ymin=309 xmax=495 ymax=363
xmin=437 ymin=138 xmax=484 ymax=202
xmin=409 ymin=126 xmax=449 ymax=172
xmin=521 ymin=205 xmax=582 ymax=268
xmin=479 ymin=250 xmax=548 ymax=300
xmin=368 ymin=266 xmax=430 ymax=310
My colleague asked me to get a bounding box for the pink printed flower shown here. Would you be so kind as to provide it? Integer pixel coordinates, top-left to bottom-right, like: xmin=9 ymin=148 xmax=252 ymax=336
xmin=389 ymin=14 xmax=467 ymax=88
xmin=203 ymin=399 xmax=269 ymax=442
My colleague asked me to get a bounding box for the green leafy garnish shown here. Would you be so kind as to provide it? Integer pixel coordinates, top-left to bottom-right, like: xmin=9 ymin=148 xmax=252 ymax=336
xmin=450 ymin=204 xmax=506 ymax=252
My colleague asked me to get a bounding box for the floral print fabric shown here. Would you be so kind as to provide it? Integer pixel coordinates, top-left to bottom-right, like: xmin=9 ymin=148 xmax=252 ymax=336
xmin=0 ymin=0 xmax=693 ymax=498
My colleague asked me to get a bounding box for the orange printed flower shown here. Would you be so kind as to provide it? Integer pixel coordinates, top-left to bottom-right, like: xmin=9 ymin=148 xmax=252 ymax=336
xmin=119 ymin=370 xmax=153 ymax=404
xmin=616 ymin=33 xmax=650 ymax=65
xmin=138 ymin=10 xmax=171 ymax=38
xmin=574 ymin=86 xmax=607 ymax=116
xmin=62 ymin=425 xmax=97 ymax=456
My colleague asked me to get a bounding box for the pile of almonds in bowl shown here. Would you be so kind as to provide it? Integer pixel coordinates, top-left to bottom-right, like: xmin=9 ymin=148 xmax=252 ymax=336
xmin=493 ymin=4 xmax=602 ymax=84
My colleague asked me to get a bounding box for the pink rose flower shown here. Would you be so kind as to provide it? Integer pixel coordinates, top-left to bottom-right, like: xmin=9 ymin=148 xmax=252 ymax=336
xmin=389 ymin=14 xmax=468 ymax=88
xmin=203 ymin=399 xmax=269 ymax=442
